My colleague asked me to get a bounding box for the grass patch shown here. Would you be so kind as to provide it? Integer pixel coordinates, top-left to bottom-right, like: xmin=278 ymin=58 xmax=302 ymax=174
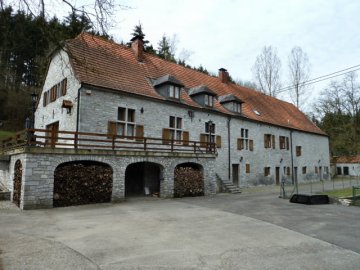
xmin=0 ymin=131 xmax=15 ymax=141
xmin=320 ymin=188 xmax=353 ymax=198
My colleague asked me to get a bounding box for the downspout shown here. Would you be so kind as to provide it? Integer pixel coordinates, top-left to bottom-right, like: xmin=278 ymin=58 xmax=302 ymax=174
xmin=76 ymin=87 xmax=82 ymax=133
xmin=290 ymin=130 xmax=297 ymax=194
xmin=227 ymin=116 xmax=232 ymax=180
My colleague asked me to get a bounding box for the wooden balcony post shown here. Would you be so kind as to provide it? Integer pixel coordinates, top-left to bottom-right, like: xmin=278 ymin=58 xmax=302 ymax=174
xmin=74 ymin=133 xmax=78 ymax=149
xmin=144 ymin=138 xmax=147 ymax=151
xmin=112 ymin=135 xmax=115 ymax=150
xmin=171 ymin=139 xmax=174 ymax=152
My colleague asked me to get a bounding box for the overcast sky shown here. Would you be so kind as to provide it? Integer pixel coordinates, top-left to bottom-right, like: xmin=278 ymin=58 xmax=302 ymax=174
xmin=9 ymin=0 xmax=360 ymax=109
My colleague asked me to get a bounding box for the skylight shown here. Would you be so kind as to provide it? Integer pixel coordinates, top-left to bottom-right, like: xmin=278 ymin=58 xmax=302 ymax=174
xmin=253 ymin=109 xmax=261 ymax=116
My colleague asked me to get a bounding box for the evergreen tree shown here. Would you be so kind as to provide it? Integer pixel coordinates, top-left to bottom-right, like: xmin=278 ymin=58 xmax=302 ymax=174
xmin=157 ymin=34 xmax=175 ymax=62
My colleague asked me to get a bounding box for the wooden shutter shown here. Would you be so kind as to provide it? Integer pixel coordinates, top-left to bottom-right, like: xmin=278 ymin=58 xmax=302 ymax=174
xmin=135 ymin=124 xmax=144 ymax=141
xmin=216 ymin=135 xmax=222 ymax=148
xmin=183 ymin=131 xmax=189 ymax=146
xmin=162 ymin=128 xmax=171 ymax=144
xmin=237 ymin=138 xmax=244 ymax=150
xmin=200 ymin=133 xmax=206 ymax=147
xmin=249 ymin=140 xmax=254 ymax=151
xmin=43 ymin=92 xmax=48 ymax=107
xmin=61 ymin=78 xmax=67 ymax=96
xmin=264 ymin=134 xmax=269 ymax=148
xmin=286 ymin=137 xmax=290 ymax=150
xmin=246 ymin=164 xmax=250 ymax=173
xmin=287 ymin=167 xmax=291 ymax=175
xmin=107 ymin=121 xmax=117 ymax=139
xmin=272 ymin=135 xmax=275 ymax=149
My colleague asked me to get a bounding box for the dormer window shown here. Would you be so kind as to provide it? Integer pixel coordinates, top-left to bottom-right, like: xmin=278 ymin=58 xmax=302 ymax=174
xmin=233 ymin=102 xmax=241 ymax=113
xmin=205 ymin=94 xmax=214 ymax=107
xmin=169 ymin=85 xmax=180 ymax=99
xmin=218 ymin=94 xmax=243 ymax=114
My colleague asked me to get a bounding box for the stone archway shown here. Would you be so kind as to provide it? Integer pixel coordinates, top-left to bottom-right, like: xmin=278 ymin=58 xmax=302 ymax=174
xmin=125 ymin=162 xmax=163 ymax=197
xmin=174 ymin=162 xmax=204 ymax=197
xmin=53 ymin=161 xmax=113 ymax=207
xmin=13 ymin=160 xmax=22 ymax=207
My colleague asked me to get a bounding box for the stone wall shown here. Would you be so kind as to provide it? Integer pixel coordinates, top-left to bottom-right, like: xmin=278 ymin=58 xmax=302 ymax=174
xmin=9 ymin=149 xmax=215 ymax=209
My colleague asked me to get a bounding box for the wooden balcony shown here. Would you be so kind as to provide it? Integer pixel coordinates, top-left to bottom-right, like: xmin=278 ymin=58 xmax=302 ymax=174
xmin=0 ymin=129 xmax=217 ymax=155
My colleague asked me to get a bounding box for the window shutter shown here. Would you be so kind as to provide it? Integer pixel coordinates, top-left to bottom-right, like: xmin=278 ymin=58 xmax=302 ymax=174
xmin=286 ymin=137 xmax=290 ymax=150
xmin=162 ymin=128 xmax=171 ymax=144
xmin=183 ymin=131 xmax=189 ymax=146
xmin=272 ymin=135 xmax=275 ymax=149
xmin=249 ymin=140 xmax=254 ymax=151
xmin=135 ymin=125 xmax=144 ymax=141
xmin=246 ymin=164 xmax=250 ymax=173
xmin=216 ymin=135 xmax=222 ymax=148
xmin=43 ymin=92 xmax=48 ymax=107
xmin=107 ymin=121 xmax=117 ymax=139
xmin=264 ymin=134 xmax=267 ymax=148
xmin=237 ymin=138 xmax=244 ymax=150
xmin=61 ymin=78 xmax=67 ymax=96
xmin=200 ymin=133 xmax=206 ymax=147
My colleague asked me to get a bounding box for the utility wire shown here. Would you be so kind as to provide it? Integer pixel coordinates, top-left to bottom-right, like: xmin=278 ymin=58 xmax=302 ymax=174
xmin=278 ymin=64 xmax=360 ymax=93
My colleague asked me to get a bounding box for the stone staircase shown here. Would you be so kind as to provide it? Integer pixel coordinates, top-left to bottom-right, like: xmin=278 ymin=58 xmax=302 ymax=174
xmin=216 ymin=174 xmax=241 ymax=194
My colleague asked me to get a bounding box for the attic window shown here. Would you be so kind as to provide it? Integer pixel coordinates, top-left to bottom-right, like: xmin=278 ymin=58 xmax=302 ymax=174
xmin=253 ymin=109 xmax=261 ymax=116
xmin=169 ymin=85 xmax=180 ymax=99
xmin=205 ymin=94 xmax=214 ymax=107
xmin=233 ymin=102 xmax=241 ymax=113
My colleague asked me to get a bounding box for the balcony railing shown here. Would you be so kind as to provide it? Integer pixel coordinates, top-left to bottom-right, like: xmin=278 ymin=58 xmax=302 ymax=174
xmin=0 ymin=129 xmax=217 ymax=155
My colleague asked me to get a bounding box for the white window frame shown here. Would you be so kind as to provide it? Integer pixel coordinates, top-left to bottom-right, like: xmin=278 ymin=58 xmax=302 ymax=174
xmin=117 ymin=107 xmax=136 ymax=138
xmin=169 ymin=85 xmax=180 ymax=99
xmin=169 ymin=116 xmax=183 ymax=143
xmin=240 ymin=128 xmax=249 ymax=150
xmin=205 ymin=94 xmax=214 ymax=107
xmin=233 ymin=102 xmax=241 ymax=113
xmin=205 ymin=121 xmax=216 ymax=143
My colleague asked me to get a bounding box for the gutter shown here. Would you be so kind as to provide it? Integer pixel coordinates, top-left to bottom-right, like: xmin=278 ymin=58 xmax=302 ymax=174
xmin=76 ymin=86 xmax=82 ymax=133
xmin=290 ymin=130 xmax=297 ymax=194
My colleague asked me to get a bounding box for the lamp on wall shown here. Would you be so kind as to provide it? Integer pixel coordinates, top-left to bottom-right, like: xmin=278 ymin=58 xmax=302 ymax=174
xmin=318 ymin=159 xmax=321 ymax=164
xmin=280 ymin=158 xmax=283 ymax=163
xmin=140 ymin=107 xmax=144 ymax=114
xmin=240 ymin=156 xmax=243 ymax=162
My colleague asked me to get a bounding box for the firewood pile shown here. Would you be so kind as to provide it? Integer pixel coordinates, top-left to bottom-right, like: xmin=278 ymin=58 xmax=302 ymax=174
xmin=174 ymin=166 xmax=204 ymax=197
xmin=53 ymin=163 xmax=112 ymax=207
xmin=13 ymin=160 xmax=22 ymax=207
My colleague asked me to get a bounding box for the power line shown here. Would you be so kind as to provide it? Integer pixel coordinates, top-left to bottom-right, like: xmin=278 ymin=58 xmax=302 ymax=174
xmin=278 ymin=64 xmax=360 ymax=93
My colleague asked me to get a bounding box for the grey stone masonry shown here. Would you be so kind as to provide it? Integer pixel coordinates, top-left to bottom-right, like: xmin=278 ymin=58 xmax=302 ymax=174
xmin=8 ymin=147 xmax=215 ymax=210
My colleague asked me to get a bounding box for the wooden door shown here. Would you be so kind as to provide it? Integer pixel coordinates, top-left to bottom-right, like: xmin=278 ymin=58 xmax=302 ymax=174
xmin=276 ymin=167 xmax=280 ymax=185
xmin=232 ymin=164 xmax=239 ymax=187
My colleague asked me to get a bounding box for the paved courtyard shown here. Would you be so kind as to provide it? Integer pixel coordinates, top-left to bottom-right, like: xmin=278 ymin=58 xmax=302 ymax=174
xmin=0 ymin=190 xmax=359 ymax=269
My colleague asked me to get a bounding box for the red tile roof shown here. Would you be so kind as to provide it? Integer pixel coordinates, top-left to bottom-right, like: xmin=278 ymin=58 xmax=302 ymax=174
xmin=65 ymin=33 xmax=326 ymax=135
xmin=331 ymin=156 xmax=360 ymax=164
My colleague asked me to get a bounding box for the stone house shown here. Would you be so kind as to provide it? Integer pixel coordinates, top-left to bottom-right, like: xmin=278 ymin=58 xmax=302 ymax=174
xmin=331 ymin=156 xmax=360 ymax=177
xmin=0 ymin=33 xmax=330 ymax=209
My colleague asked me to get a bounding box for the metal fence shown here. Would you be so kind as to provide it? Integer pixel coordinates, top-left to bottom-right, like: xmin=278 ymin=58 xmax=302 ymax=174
xmin=280 ymin=176 xmax=360 ymax=199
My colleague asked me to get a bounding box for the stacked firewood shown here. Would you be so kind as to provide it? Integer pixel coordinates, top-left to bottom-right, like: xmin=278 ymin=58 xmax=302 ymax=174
xmin=174 ymin=166 xmax=204 ymax=197
xmin=53 ymin=163 xmax=112 ymax=207
xmin=13 ymin=160 xmax=22 ymax=207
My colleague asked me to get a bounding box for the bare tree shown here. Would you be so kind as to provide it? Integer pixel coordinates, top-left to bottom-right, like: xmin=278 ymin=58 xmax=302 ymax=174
xmin=252 ymin=46 xmax=282 ymax=97
xmin=288 ymin=46 xmax=310 ymax=108
xmin=1 ymin=0 xmax=128 ymax=35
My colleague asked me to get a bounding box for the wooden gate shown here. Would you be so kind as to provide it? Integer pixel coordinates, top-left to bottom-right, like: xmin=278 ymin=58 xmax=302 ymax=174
xmin=13 ymin=160 xmax=22 ymax=207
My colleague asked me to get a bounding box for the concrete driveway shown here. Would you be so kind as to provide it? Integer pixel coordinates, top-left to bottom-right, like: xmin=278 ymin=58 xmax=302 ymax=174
xmin=0 ymin=194 xmax=360 ymax=270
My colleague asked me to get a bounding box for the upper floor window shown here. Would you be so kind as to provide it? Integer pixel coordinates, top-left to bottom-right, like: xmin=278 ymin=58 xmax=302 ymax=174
xmin=43 ymin=78 xmax=67 ymax=107
xmin=279 ymin=136 xmax=289 ymax=150
xmin=264 ymin=134 xmax=275 ymax=149
xmin=169 ymin=85 xmax=180 ymax=99
xmin=233 ymin=102 xmax=241 ymax=113
xmin=296 ymin=146 xmax=302 ymax=156
xmin=204 ymin=121 xmax=215 ymax=143
xmin=238 ymin=128 xmax=253 ymax=151
xmin=264 ymin=167 xmax=271 ymax=176
xmin=117 ymin=107 xmax=135 ymax=137
xmin=169 ymin=116 xmax=183 ymax=142
xmin=205 ymin=94 xmax=214 ymax=107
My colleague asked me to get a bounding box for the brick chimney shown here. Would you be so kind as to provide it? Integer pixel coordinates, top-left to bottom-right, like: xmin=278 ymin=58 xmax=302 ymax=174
xmin=131 ymin=35 xmax=144 ymax=62
xmin=218 ymin=68 xmax=229 ymax=83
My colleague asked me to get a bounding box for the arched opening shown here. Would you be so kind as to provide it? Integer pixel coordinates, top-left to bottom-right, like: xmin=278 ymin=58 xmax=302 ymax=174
xmin=54 ymin=161 xmax=113 ymax=207
xmin=174 ymin=162 xmax=204 ymax=197
xmin=13 ymin=160 xmax=22 ymax=207
xmin=125 ymin=162 xmax=163 ymax=197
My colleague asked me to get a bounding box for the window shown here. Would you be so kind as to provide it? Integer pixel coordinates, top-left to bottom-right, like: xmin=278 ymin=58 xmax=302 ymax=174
xmin=315 ymin=166 xmax=318 ymax=174
xmin=169 ymin=85 xmax=180 ymax=99
xmin=324 ymin=166 xmax=329 ymax=174
xmin=205 ymin=94 xmax=214 ymax=107
xmin=343 ymin=166 xmax=349 ymax=175
xmin=246 ymin=164 xmax=250 ymax=173
xmin=287 ymin=167 xmax=291 ymax=176
xmin=264 ymin=134 xmax=275 ymax=149
xmin=296 ymin=146 xmax=302 ymax=156
xmin=204 ymin=121 xmax=215 ymax=143
xmin=264 ymin=167 xmax=271 ymax=176
xmin=336 ymin=167 xmax=342 ymax=175
xmin=169 ymin=116 xmax=183 ymax=142
xmin=302 ymin=166 xmax=307 ymax=174
xmin=233 ymin=102 xmax=241 ymax=113
xmin=279 ymin=136 xmax=290 ymax=150
xmin=116 ymin=107 xmax=135 ymax=137
xmin=43 ymin=78 xmax=68 ymax=106
xmin=238 ymin=128 xmax=253 ymax=151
